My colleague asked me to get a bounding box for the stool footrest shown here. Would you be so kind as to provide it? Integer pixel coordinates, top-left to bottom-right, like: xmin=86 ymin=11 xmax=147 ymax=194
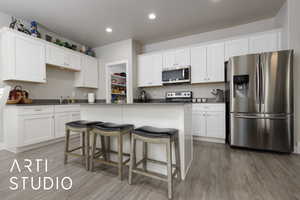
xmin=93 ymin=158 xmax=130 ymax=167
xmin=132 ymin=168 xmax=168 ymax=182
xmin=65 ymin=152 xmax=83 ymax=158
xmin=68 ymin=146 xmax=83 ymax=153
xmin=136 ymin=158 xmax=178 ymax=169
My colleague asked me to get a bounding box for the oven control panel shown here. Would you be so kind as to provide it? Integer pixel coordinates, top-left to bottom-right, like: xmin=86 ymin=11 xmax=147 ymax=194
xmin=166 ymin=91 xmax=193 ymax=99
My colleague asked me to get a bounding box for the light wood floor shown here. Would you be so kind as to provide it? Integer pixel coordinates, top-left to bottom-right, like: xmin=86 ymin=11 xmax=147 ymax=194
xmin=0 ymin=140 xmax=299 ymax=200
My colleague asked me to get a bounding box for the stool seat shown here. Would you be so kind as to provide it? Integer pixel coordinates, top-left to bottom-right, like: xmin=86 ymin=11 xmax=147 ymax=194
xmin=134 ymin=126 xmax=178 ymax=138
xmin=93 ymin=122 xmax=134 ymax=132
xmin=66 ymin=120 xmax=103 ymax=128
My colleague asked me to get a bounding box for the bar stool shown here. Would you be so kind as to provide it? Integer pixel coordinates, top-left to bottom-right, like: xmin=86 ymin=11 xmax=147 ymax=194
xmin=128 ymin=126 xmax=181 ymax=199
xmin=64 ymin=120 xmax=103 ymax=170
xmin=90 ymin=122 xmax=134 ymax=180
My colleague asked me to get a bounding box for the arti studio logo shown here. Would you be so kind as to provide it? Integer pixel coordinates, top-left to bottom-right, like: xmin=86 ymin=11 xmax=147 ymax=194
xmin=9 ymin=159 xmax=72 ymax=191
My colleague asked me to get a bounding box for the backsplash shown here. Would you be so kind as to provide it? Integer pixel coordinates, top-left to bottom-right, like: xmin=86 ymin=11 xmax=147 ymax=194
xmin=141 ymin=83 xmax=225 ymax=99
xmin=4 ymin=67 xmax=97 ymax=100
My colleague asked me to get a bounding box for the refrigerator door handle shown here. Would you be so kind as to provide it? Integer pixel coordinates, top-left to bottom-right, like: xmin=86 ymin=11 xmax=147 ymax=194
xmin=260 ymin=55 xmax=265 ymax=104
xmin=255 ymin=56 xmax=260 ymax=109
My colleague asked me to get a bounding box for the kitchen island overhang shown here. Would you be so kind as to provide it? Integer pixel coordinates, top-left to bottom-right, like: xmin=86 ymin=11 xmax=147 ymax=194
xmin=80 ymin=103 xmax=193 ymax=180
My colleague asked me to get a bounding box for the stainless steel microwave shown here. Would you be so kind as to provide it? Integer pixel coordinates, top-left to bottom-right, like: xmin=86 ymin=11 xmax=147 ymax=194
xmin=162 ymin=66 xmax=191 ymax=84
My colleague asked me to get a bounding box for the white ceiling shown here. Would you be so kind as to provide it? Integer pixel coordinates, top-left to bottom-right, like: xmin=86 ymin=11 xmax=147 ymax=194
xmin=0 ymin=0 xmax=285 ymax=47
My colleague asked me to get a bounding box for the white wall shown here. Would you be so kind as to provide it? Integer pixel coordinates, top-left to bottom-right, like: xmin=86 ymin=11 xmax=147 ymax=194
xmin=275 ymin=2 xmax=289 ymax=49
xmin=93 ymin=39 xmax=141 ymax=102
xmin=142 ymin=18 xmax=279 ymax=53
xmin=286 ymin=0 xmax=300 ymax=147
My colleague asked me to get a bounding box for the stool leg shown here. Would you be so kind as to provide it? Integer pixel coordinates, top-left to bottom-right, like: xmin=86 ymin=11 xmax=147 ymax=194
xmin=90 ymin=132 xmax=97 ymax=172
xmin=129 ymin=135 xmax=136 ymax=185
xmin=101 ymin=136 xmax=107 ymax=161
xmin=118 ymin=134 xmax=123 ymax=180
xmin=106 ymin=136 xmax=111 ymax=161
xmin=64 ymin=128 xmax=70 ymax=164
xmin=174 ymin=137 xmax=181 ymax=181
xmin=142 ymin=141 xmax=147 ymax=171
xmin=166 ymin=140 xmax=173 ymax=199
xmin=85 ymin=130 xmax=90 ymax=170
xmin=81 ymin=132 xmax=86 ymax=165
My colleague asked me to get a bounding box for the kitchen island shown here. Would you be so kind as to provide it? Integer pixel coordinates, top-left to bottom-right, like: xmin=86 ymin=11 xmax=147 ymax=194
xmin=80 ymin=103 xmax=193 ymax=180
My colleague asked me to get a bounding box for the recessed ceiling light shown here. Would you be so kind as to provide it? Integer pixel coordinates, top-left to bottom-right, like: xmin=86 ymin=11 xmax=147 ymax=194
xmin=148 ymin=13 xmax=156 ymax=20
xmin=106 ymin=27 xmax=112 ymax=33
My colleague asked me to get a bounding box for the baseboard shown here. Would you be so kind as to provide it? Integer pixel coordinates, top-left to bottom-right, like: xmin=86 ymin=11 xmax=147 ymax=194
xmin=0 ymin=142 xmax=4 ymax=151
xmin=193 ymin=136 xmax=225 ymax=144
xmin=4 ymin=134 xmax=80 ymax=154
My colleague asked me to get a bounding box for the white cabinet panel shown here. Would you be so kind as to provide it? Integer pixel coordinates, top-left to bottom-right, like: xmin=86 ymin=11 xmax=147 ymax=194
xmin=249 ymin=32 xmax=278 ymax=54
xmin=163 ymin=51 xmax=176 ymax=69
xmin=225 ymin=38 xmax=249 ymax=61
xmin=192 ymin=104 xmax=225 ymax=141
xmin=75 ymin=55 xmax=98 ymax=88
xmin=46 ymin=45 xmax=65 ymax=67
xmin=66 ymin=51 xmax=81 ymax=71
xmin=206 ymin=112 xmax=225 ymax=139
xmin=20 ymin=114 xmax=54 ymax=146
xmin=163 ymin=48 xmax=190 ymax=68
xmin=1 ymin=31 xmax=46 ymax=83
xmin=175 ymin=48 xmax=190 ymax=66
xmin=191 ymin=46 xmax=207 ymax=83
xmin=46 ymin=44 xmax=81 ymax=71
xmin=207 ymin=42 xmax=225 ymax=82
xmin=138 ymin=53 xmax=163 ymax=87
xmin=192 ymin=112 xmax=206 ymax=137
xmin=55 ymin=112 xmax=71 ymax=138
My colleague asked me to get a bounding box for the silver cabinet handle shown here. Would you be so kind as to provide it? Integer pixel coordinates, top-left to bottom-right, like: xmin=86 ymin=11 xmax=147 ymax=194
xmin=35 ymin=109 xmax=42 ymax=111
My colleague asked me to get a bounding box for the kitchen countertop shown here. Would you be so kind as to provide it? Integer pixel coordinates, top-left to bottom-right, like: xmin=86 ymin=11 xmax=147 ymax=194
xmin=6 ymin=99 xmax=225 ymax=106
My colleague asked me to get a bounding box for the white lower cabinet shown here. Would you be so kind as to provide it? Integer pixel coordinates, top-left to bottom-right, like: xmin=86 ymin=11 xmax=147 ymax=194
xmin=4 ymin=105 xmax=81 ymax=153
xmin=192 ymin=104 xmax=225 ymax=142
xmin=19 ymin=114 xmax=55 ymax=146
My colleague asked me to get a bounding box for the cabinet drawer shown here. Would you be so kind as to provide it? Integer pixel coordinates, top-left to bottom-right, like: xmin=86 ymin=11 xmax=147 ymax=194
xmin=18 ymin=106 xmax=54 ymax=115
xmin=192 ymin=104 xmax=225 ymax=112
xmin=54 ymin=105 xmax=81 ymax=113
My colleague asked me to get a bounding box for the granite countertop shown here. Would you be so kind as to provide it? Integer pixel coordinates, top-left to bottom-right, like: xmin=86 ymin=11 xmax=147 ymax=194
xmin=6 ymin=99 xmax=225 ymax=106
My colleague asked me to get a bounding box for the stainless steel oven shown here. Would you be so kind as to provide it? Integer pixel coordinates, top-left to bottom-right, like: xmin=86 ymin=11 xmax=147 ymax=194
xmin=162 ymin=66 xmax=190 ymax=84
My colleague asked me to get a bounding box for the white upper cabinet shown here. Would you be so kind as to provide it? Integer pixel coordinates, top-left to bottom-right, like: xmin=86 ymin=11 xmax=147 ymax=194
xmin=46 ymin=44 xmax=81 ymax=71
xmin=191 ymin=46 xmax=207 ymax=83
xmin=191 ymin=42 xmax=224 ymax=84
xmin=74 ymin=55 xmax=98 ymax=88
xmin=225 ymin=38 xmax=249 ymax=61
xmin=1 ymin=31 xmax=46 ymax=83
xmin=163 ymin=48 xmax=190 ymax=68
xmin=138 ymin=53 xmax=163 ymax=87
xmin=249 ymin=32 xmax=279 ymax=54
xmin=207 ymin=42 xmax=225 ymax=83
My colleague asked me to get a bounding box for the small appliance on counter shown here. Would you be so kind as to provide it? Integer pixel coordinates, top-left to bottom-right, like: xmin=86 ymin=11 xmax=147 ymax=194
xmin=88 ymin=93 xmax=95 ymax=104
xmin=165 ymin=91 xmax=192 ymax=102
xmin=7 ymin=86 xmax=32 ymax=104
xmin=138 ymin=90 xmax=149 ymax=103
xmin=211 ymin=89 xmax=224 ymax=102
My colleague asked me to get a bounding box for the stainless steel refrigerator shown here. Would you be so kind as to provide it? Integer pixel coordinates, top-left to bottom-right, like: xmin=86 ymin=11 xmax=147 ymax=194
xmin=226 ymin=50 xmax=294 ymax=153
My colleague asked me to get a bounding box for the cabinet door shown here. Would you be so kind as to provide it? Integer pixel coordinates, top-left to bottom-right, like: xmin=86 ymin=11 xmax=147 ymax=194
xmin=192 ymin=112 xmax=206 ymax=136
xmin=84 ymin=56 xmax=98 ymax=88
xmin=138 ymin=55 xmax=151 ymax=87
xmin=206 ymin=111 xmax=225 ymax=139
xmin=55 ymin=112 xmax=71 ymax=138
xmin=19 ymin=114 xmax=54 ymax=146
xmin=46 ymin=45 xmax=66 ymax=67
xmin=66 ymin=51 xmax=81 ymax=71
xmin=207 ymin=42 xmax=225 ymax=82
xmin=191 ymin=46 xmax=207 ymax=83
xmin=163 ymin=51 xmax=175 ymax=69
xmin=175 ymin=48 xmax=190 ymax=66
xmin=225 ymin=38 xmax=249 ymax=61
xmin=138 ymin=54 xmax=163 ymax=87
xmin=249 ymin=32 xmax=278 ymax=54
xmin=15 ymin=36 xmax=46 ymax=83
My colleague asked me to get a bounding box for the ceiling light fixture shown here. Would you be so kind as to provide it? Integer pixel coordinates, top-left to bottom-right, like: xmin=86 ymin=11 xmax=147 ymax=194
xmin=106 ymin=27 xmax=112 ymax=33
xmin=148 ymin=13 xmax=156 ymax=20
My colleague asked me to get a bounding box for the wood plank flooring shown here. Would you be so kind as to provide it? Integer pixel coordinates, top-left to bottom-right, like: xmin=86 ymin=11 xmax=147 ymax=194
xmin=0 ymin=140 xmax=299 ymax=200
